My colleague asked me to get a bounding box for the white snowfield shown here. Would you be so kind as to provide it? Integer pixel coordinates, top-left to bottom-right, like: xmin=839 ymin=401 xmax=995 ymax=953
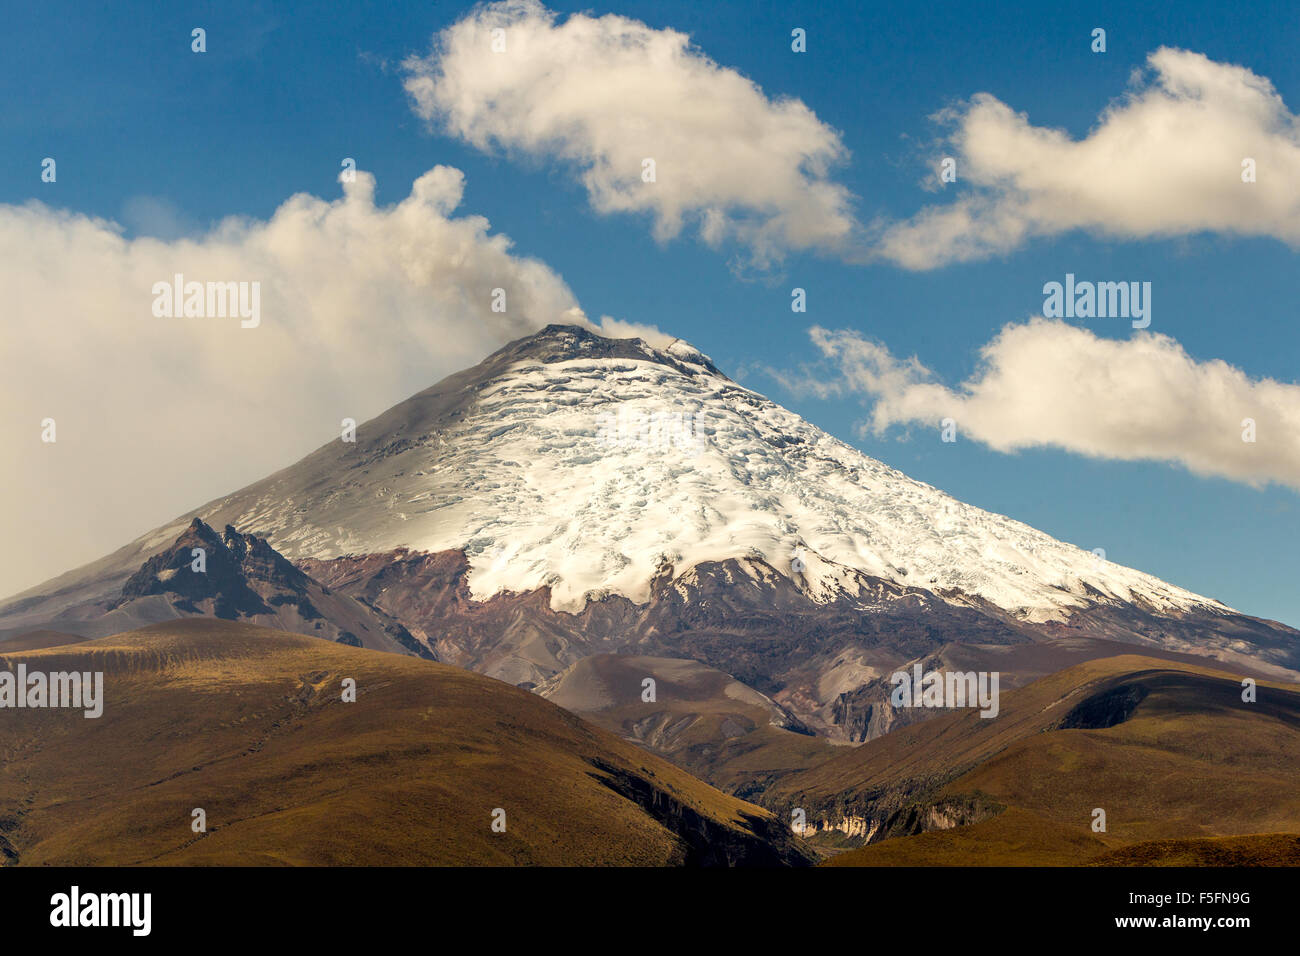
xmin=194 ymin=325 xmax=1225 ymax=623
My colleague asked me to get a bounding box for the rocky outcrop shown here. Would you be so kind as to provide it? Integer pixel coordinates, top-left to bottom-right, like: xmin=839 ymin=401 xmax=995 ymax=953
xmin=586 ymin=758 xmax=814 ymax=867
xmin=40 ymin=520 xmax=435 ymax=659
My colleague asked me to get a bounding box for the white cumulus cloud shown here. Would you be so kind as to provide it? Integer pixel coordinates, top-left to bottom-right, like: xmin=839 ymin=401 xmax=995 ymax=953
xmin=403 ymin=0 xmax=859 ymax=268
xmin=801 ymin=320 xmax=1300 ymax=490
xmin=876 ymin=48 xmax=1300 ymax=268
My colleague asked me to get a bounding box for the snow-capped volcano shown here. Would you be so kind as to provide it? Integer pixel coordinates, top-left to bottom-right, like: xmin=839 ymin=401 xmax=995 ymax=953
xmin=170 ymin=323 xmax=1220 ymax=622
xmin=3 ymin=324 xmax=1225 ymax=624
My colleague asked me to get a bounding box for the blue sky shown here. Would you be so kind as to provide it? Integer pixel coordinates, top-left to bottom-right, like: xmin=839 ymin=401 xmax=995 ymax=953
xmin=2 ymin=0 xmax=1298 ymax=625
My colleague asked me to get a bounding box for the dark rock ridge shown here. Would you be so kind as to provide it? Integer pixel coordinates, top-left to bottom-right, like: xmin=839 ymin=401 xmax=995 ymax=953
xmin=117 ymin=519 xmax=289 ymax=618
xmin=16 ymin=519 xmax=433 ymax=659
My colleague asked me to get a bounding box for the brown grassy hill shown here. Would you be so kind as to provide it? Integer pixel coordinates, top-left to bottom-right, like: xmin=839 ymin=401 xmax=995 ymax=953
xmin=0 ymin=630 xmax=87 ymax=652
xmin=1088 ymin=832 xmax=1300 ymax=866
xmin=767 ymin=655 xmax=1300 ymax=865
xmin=0 ymin=619 xmax=811 ymax=866
xmin=537 ymin=654 xmax=837 ymax=798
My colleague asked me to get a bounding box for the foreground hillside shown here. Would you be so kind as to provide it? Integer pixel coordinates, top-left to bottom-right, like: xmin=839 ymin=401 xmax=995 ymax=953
xmin=764 ymin=655 xmax=1300 ymax=865
xmin=0 ymin=620 xmax=810 ymax=866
